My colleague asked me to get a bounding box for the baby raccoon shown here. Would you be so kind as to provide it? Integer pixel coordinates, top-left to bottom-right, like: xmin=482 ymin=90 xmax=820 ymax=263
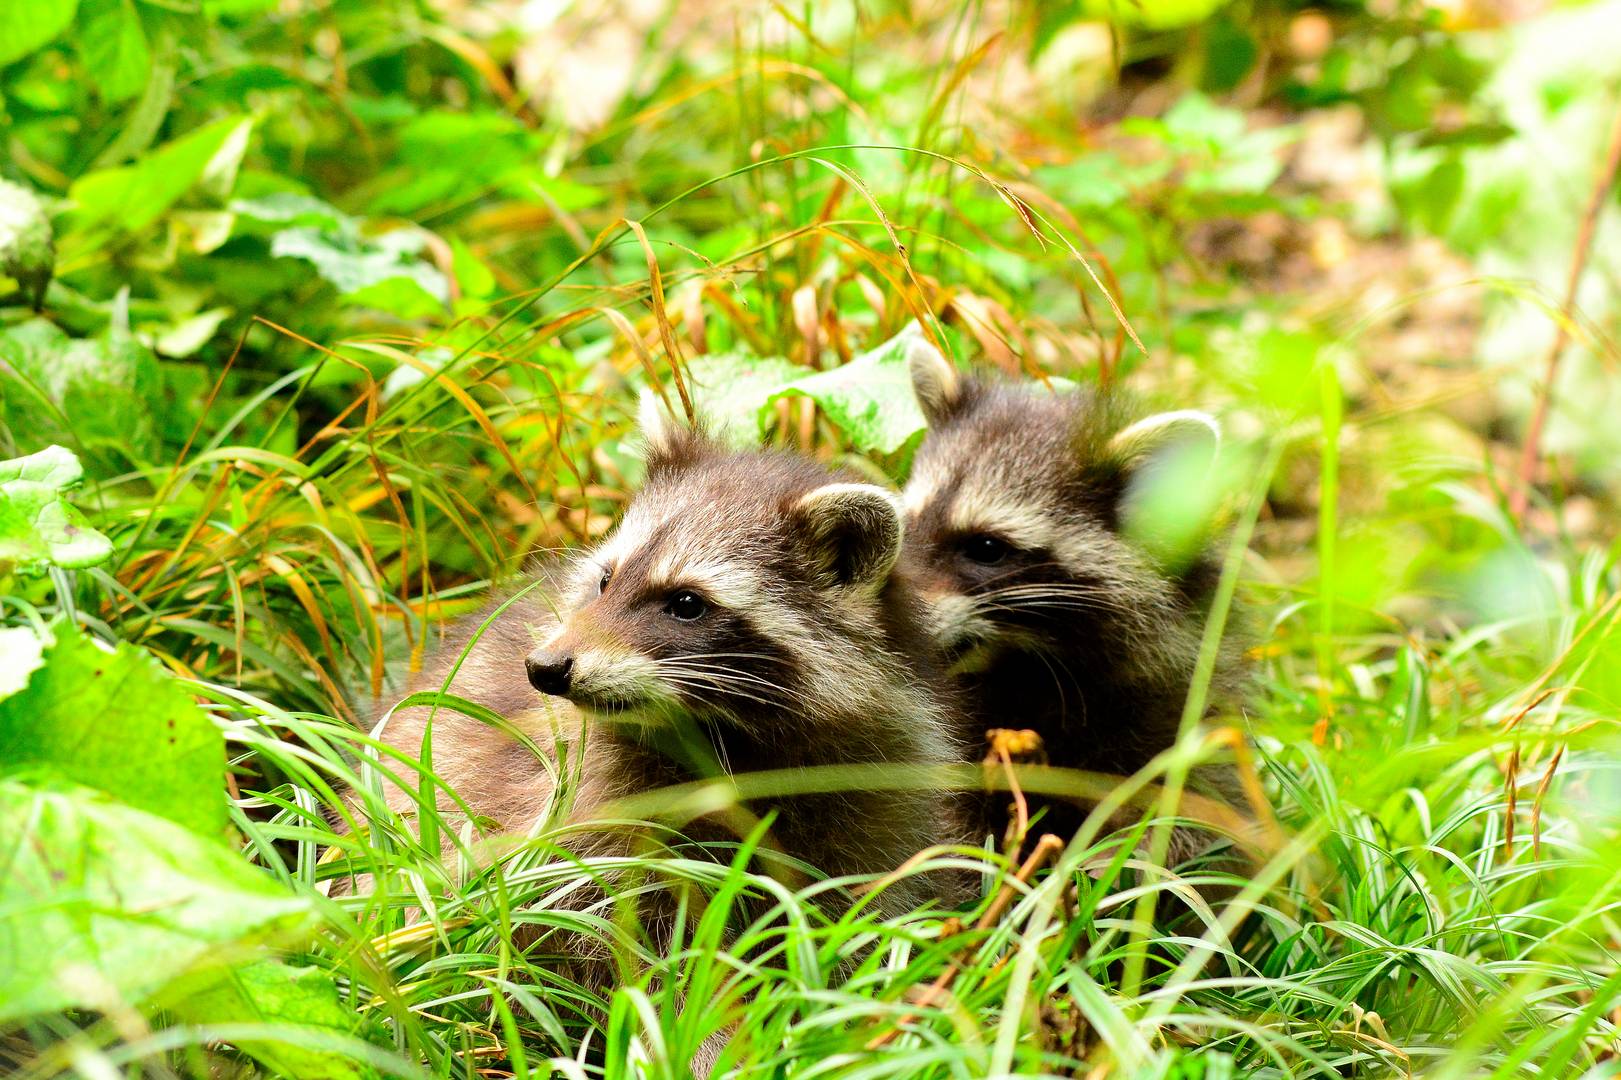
xmin=362 ymin=403 xmax=961 ymax=948
xmin=902 ymin=338 xmax=1246 ymax=854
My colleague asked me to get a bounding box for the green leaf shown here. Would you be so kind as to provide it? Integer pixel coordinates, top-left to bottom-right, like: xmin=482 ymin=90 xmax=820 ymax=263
xmin=69 ymin=115 xmax=253 ymax=234
xmin=0 ymin=180 xmax=55 ymax=308
xmin=270 ymin=226 xmax=449 ymax=315
xmin=683 ymin=353 xmax=809 ymax=445
xmin=0 ymin=479 xmax=113 ymax=572
xmin=75 ymin=0 xmax=150 ymax=104
xmin=0 ymin=0 xmax=77 ymax=66
xmin=0 ymin=778 xmax=317 ymax=1024
xmin=0 ymin=318 xmax=165 ymax=459
xmin=230 ymin=192 xmax=351 ymax=233
xmin=0 ymin=620 xmax=228 ymax=837
xmin=0 ymin=444 xmax=83 ymax=487
xmin=771 ymin=328 xmax=930 ymax=454
xmin=171 ymin=961 xmax=376 ymax=1080
xmin=0 ymin=446 xmax=111 ymax=573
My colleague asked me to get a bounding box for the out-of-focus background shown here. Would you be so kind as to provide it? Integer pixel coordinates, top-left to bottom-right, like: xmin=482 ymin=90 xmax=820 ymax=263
xmin=3 ymin=0 xmax=1621 ymax=1076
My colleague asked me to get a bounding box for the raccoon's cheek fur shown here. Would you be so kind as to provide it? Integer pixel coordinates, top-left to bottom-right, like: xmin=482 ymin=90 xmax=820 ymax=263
xmin=569 ymin=648 xmax=670 ymax=713
xmin=923 ymin=591 xmax=995 ymax=653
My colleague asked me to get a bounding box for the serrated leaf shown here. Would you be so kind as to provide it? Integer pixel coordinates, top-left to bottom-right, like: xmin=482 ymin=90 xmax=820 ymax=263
xmin=75 ymin=0 xmax=150 ymax=104
xmin=0 ymin=0 xmax=77 ymax=66
xmin=0 ymin=778 xmax=318 ymax=1024
xmin=0 ymin=620 xmax=227 ymax=837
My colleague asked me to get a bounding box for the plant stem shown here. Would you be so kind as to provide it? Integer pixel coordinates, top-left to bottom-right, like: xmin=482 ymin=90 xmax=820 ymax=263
xmin=1510 ymin=97 xmax=1621 ymax=522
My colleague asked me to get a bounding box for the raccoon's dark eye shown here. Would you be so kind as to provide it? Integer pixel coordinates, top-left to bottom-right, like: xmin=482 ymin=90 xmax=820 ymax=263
xmin=598 ymin=567 xmax=612 ymax=594
xmin=961 ymin=534 xmax=1012 ymax=565
xmin=664 ymin=590 xmax=707 ymax=621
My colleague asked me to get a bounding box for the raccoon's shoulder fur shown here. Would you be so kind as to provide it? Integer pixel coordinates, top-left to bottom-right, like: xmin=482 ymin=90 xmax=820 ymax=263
xmin=901 ymin=338 xmax=1249 ymax=840
xmin=360 ymin=412 xmax=965 ymax=918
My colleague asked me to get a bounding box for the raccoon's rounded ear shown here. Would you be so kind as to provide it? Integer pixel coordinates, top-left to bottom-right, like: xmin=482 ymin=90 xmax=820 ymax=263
xmin=1108 ymin=410 xmax=1221 ymax=470
xmin=637 ymin=389 xmax=707 ymax=472
xmin=906 ymin=335 xmax=964 ymax=424
xmin=792 ymin=482 xmax=904 ymax=591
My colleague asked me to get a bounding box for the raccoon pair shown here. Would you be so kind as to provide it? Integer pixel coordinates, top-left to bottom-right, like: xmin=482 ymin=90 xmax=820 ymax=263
xmin=361 ymin=339 xmax=1240 ymax=962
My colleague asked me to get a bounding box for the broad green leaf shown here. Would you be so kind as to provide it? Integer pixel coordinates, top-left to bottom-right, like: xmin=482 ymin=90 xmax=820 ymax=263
xmin=0 ymin=318 xmax=164 ymax=458
xmin=69 ymin=115 xmax=253 ymax=233
xmin=271 ymin=226 xmax=449 ymax=314
xmin=770 ymin=328 xmax=929 ymax=454
xmin=0 ymin=620 xmax=227 ymax=837
xmin=172 ymin=961 xmax=376 ymax=1080
xmin=0 ymin=779 xmax=317 ymax=1024
xmin=0 ymin=479 xmax=112 ymax=572
xmin=230 ymin=192 xmax=351 ymax=232
xmin=0 ymin=444 xmax=82 ymax=487
xmin=75 ymin=0 xmax=150 ymax=103
xmin=202 ymin=0 xmax=287 ymax=15
xmin=683 ymin=353 xmax=809 ymax=445
xmin=0 ymin=180 xmax=55 ymax=307
xmin=0 ymin=0 xmax=77 ymax=66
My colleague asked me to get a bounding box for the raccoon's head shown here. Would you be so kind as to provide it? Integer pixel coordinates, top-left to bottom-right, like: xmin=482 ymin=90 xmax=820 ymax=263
xmin=524 ymin=402 xmax=920 ymax=738
xmin=901 ymin=337 xmax=1220 ymax=675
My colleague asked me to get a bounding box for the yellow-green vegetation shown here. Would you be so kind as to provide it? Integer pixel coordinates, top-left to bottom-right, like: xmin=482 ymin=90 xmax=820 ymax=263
xmin=2 ymin=0 xmax=1619 ymax=1076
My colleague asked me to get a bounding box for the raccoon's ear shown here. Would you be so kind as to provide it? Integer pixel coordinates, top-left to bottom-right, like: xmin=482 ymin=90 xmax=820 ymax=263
xmin=1108 ymin=410 xmax=1221 ymax=471
xmin=637 ymin=389 xmax=707 ymax=473
xmin=906 ymin=336 xmax=964 ymax=424
xmin=792 ymin=482 xmax=904 ymax=591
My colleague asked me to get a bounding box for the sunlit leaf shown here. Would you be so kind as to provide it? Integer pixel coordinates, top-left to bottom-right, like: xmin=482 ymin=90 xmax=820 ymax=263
xmin=0 ymin=0 xmax=77 ymax=66
xmin=0 ymin=446 xmax=111 ymax=573
xmin=771 ymin=328 xmax=929 ymax=454
xmin=0 ymin=779 xmax=317 ymax=1024
xmin=173 ymin=961 xmax=377 ymax=1080
xmin=69 ymin=115 xmax=253 ymax=233
xmin=0 ymin=620 xmax=227 ymax=837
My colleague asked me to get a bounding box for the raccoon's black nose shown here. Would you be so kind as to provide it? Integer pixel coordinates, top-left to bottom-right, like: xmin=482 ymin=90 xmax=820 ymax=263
xmin=525 ymin=651 xmax=573 ymax=696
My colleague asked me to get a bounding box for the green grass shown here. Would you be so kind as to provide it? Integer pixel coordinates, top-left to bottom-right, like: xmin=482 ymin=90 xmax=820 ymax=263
xmin=4 ymin=0 xmax=1621 ymax=1076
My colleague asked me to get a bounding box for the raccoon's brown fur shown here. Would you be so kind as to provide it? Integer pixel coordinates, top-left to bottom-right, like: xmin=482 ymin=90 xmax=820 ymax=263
xmin=902 ymin=338 xmax=1248 ymax=858
xmin=358 ymin=410 xmax=964 ymax=1003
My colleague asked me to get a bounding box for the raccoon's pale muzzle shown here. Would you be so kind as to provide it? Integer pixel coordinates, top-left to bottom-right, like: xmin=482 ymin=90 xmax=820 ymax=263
xmin=525 ymin=648 xmax=573 ymax=696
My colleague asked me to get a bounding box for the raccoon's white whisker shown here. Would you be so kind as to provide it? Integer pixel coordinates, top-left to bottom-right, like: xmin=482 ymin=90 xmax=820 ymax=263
xmin=650 ymin=652 xmax=780 ymax=665
xmin=652 ymin=667 xmax=813 ymax=711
